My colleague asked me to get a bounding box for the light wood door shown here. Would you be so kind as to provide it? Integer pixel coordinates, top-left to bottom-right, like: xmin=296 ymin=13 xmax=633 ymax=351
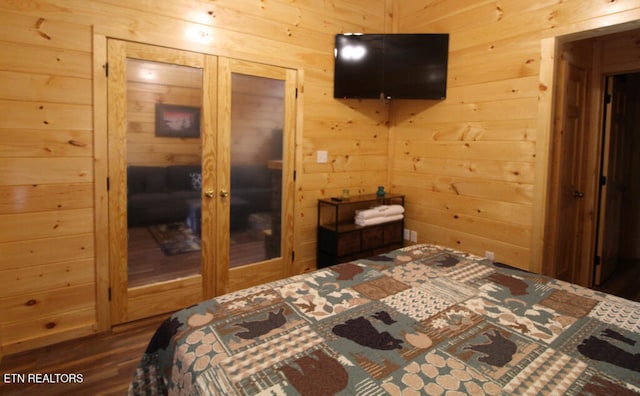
xmin=107 ymin=40 xmax=217 ymax=324
xmin=595 ymin=75 xmax=630 ymax=285
xmin=215 ymin=58 xmax=296 ymax=295
xmin=550 ymin=51 xmax=590 ymax=285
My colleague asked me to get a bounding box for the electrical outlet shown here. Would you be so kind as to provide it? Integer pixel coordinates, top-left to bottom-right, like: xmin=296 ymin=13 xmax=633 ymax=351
xmin=410 ymin=230 xmax=417 ymax=243
xmin=404 ymin=228 xmax=410 ymax=240
xmin=316 ymin=150 xmax=328 ymax=163
xmin=485 ymin=251 xmax=495 ymax=262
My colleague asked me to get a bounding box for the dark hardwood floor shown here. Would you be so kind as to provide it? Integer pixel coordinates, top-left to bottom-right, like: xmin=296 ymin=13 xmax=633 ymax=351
xmin=1 ymin=258 xmax=637 ymax=395
xmin=128 ymin=221 xmax=270 ymax=287
xmin=0 ymin=314 xmax=167 ymax=396
xmin=593 ymin=259 xmax=640 ymax=302
xmin=128 ymin=225 xmax=201 ymax=287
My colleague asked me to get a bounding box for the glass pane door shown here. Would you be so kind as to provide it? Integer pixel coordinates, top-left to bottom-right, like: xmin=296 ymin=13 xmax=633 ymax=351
xmin=125 ymin=59 xmax=203 ymax=287
xmin=228 ymin=73 xmax=284 ymax=268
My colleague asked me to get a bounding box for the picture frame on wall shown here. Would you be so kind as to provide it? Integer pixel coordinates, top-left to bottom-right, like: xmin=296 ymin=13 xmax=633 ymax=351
xmin=155 ymin=104 xmax=201 ymax=137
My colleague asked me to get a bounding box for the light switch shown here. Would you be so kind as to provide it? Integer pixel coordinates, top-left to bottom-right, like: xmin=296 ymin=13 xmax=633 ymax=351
xmin=317 ymin=150 xmax=328 ymax=163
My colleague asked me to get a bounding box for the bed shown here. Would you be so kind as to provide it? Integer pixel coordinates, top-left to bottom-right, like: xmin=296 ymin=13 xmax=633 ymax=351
xmin=128 ymin=244 xmax=640 ymax=395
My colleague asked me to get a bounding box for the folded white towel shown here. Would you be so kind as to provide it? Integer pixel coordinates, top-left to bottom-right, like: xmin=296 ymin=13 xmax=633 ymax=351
xmin=355 ymin=205 xmax=404 ymax=220
xmin=355 ymin=214 xmax=404 ymax=227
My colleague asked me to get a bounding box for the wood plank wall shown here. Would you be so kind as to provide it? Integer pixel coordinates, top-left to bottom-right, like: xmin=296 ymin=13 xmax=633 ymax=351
xmin=0 ymin=0 xmax=390 ymax=355
xmin=126 ymin=60 xmax=203 ymax=166
xmin=1 ymin=0 xmax=638 ymax=355
xmin=125 ymin=61 xmax=285 ymax=167
xmin=392 ymin=0 xmax=640 ymax=269
xmin=230 ymin=75 xmax=285 ymax=166
xmin=0 ymin=13 xmax=97 ymax=354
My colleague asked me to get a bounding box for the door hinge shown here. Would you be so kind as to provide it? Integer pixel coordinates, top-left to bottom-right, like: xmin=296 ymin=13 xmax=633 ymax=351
xmin=295 ymin=88 xmax=298 ymax=98
xmin=594 ymin=256 xmax=601 ymax=266
xmin=293 ymin=170 xmax=296 ymax=181
xmin=600 ymin=175 xmax=607 ymax=186
xmin=106 ymin=177 xmax=110 ymax=191
xmin=291 ymin=251 xmax=295 ymax=261
xmin=604 ymin=93 xmax=611 ymax=104
xmin=105 ymin=62 xmax=109 ymax=77
xmin=108 ymin=287 xmax=112 ymax=301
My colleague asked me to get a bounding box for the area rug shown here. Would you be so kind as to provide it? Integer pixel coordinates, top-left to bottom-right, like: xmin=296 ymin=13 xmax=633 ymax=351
xmin=148 ymin=222 xmax=201 ymax=256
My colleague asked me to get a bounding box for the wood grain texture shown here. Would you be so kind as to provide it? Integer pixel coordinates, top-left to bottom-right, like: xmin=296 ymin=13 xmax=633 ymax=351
xmin=1 ymin=0 xmax=639 ymax=356
xmin=394 ymin=0 xmax=640 ymax=269
xmin=125 ymin=58 xmax=203 ymax=167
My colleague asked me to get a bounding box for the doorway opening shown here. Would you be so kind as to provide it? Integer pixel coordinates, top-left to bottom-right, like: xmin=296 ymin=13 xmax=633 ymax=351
xmin=106 ymin=40 xmax=297 ymax=325
xmin=546 ymin=27 xmax=640 ymax=301
xmin=593 ymin=72 xmax=640 ymax=301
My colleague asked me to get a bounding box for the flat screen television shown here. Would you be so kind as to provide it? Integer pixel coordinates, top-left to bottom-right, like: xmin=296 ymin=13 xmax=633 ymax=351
xmin=333 ymin=33 xmax=449 ymax=100
xmin=333 ymin=34 xmax=384 ymax=99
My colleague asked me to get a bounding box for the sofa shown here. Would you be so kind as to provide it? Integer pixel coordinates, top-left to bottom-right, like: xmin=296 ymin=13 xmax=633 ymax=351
xmin=127 ymin=164 xmax=273 ymax=231
xmin=230 ymin=165 xmax=273 ymax=213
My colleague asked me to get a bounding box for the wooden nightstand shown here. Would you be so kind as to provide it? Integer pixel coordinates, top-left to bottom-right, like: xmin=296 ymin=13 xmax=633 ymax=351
xmin=317 ymin=194 xmax=405 ymax=268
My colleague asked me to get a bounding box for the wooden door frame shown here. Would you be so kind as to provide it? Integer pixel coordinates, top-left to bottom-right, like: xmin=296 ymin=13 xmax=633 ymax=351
xmin=96 ymin=36 xmax=303 ymax=327
xmin=594 ymin=74 xmax=619 ymax=285
xmin=106 ymin=40 xmax=214 ymax=324
xmin=533 ymin=22 xmax=640 ymax=283
xmin=215 ymin=57 xmax=298 ymax=295
xmin=533 ymin=36 xmax=602 ymax=283
xmin=93 ymin=34 xmax=110 ymax=331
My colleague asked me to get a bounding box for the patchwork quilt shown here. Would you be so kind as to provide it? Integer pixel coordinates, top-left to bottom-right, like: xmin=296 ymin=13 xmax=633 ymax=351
xmin=129 ymin=244 xmax=640 ymax=395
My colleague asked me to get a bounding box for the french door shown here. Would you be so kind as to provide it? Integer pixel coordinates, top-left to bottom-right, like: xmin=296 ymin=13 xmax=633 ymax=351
xmin=107 ymin=41 xmax=215 ymax=323
xmin=107 ymin=40 xmax=295 ymax=324
xmin=215 ymin=58 xmax=296 ymax=295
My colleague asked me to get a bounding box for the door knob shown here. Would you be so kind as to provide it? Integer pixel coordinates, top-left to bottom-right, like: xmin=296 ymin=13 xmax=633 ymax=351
xmin=204 ymin=190 xmax=215 ymax=198
xmin=220 ymin=190 xmax=230 ymax=198
xmin=572 ymin=190 xmax=584 ymax=198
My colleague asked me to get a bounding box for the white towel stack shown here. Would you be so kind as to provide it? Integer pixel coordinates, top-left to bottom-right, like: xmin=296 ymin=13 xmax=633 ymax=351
xmin=354 ymin=205 xmax=404 ymax=226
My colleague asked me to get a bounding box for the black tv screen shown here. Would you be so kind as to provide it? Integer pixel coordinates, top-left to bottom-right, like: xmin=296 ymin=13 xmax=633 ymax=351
xmin=333 ymin=33 xmax=449 ymax=100
xmin=383 ymin=34 xmax=449 ymax=99
xmin=333 ymin=34 xmax=384 ymax=99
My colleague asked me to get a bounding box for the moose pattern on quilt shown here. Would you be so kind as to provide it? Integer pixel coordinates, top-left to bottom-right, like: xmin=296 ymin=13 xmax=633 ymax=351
xmin=129 ymin=244 xmax=640 ymax=395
